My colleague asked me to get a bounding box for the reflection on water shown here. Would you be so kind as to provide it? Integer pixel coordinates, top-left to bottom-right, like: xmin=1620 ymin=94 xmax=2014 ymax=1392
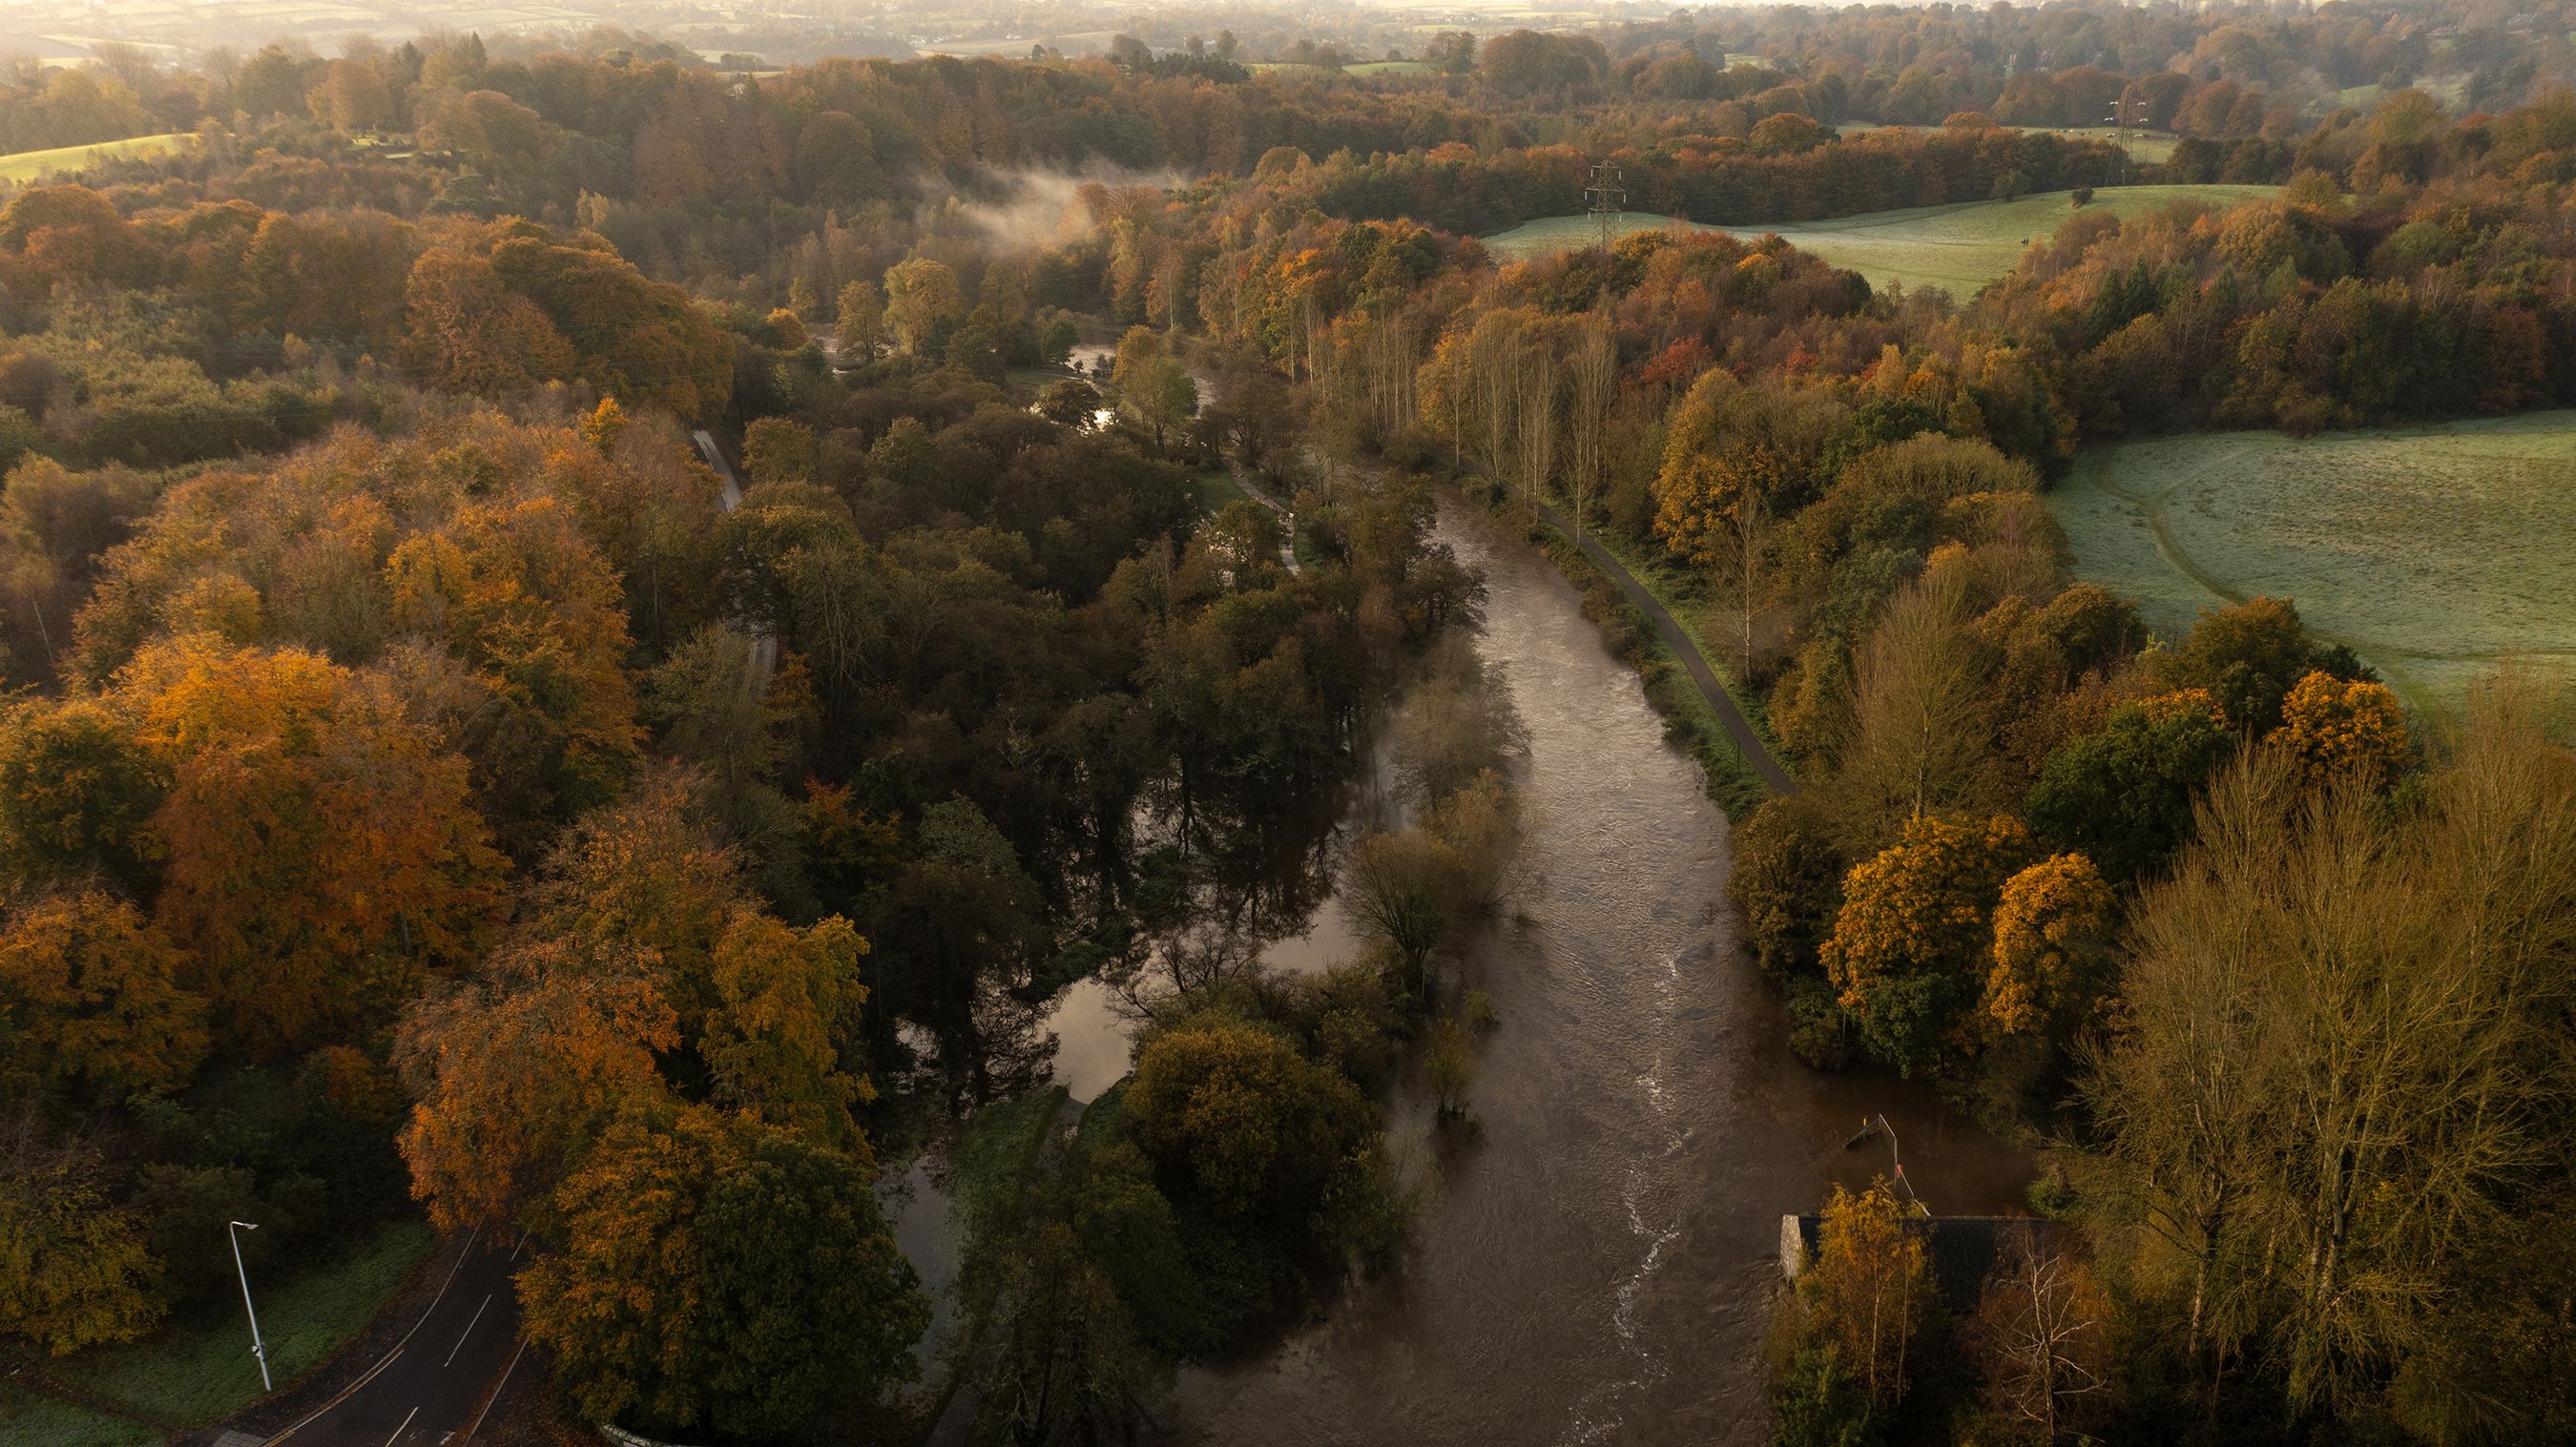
xmin=1153 ymin=496 xmax=2033 ymax=1446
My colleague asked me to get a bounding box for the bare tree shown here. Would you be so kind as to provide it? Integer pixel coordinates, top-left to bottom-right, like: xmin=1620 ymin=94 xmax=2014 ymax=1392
xmin=1567 ymin=316 xmax=1616 ymax=534
xmin=1515 ymin=350 xmax=1558 ymax=529
xmin=1968 ymin=1227 xmax=2113 ymax=1442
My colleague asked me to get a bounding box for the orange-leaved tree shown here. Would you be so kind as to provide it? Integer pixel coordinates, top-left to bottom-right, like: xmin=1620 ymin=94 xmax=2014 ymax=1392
xmin=118 ymin=634 xmax=506 ymax=1058
xmin=1983 ymin=851 xmax=2118 ymax=1042
xmin=1820 ymin=813 xmax=2031 ymax=1075
xmin=0 ymin=890 xmax=206 ymax=1106
xmin=2267 ymin=670 xmax=2412 ymax=793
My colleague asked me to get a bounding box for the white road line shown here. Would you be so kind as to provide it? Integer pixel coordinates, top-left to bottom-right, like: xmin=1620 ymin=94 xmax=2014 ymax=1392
xmin=381 ymin=1405 xmax=418 ymax=1447
xmin=457 ymin=1338 xmax=528 ymax=1447
xmin=265 ymin=1225 xmax=481 ymax=1444
xmin=443 ymin=1294 xmax=492 ymax=1369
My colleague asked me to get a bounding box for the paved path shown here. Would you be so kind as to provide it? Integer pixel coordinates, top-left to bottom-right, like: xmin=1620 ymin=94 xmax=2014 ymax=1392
xmin=1228 ymin=463 xmax=1300 ymax=574
xmin=1525 ymin=494 xmax=1797 ymax=795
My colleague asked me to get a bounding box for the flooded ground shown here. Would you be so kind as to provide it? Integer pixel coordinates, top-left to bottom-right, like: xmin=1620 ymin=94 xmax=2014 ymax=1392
xmin=1153 ymin=495 xmax=2034 ymax=1446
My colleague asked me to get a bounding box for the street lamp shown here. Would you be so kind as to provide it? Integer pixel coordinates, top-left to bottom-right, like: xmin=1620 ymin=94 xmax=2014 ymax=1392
xmin=228 ymin=1221 xmax=271 ymax=1393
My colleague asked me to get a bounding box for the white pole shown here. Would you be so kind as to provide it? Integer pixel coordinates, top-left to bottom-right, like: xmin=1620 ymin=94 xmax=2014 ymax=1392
xmin=229 ymin=1221 xmax=271 ymax=1392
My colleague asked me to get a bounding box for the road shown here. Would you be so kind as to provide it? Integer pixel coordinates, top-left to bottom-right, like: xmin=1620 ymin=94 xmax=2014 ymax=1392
xmin=692 ymin=427 xmax=779 ymax=678
xmin=251 ymin=1232 xmax=528 ymax=1447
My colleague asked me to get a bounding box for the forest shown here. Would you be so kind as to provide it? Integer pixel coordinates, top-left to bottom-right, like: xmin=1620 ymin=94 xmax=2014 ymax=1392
xmin=0 ymin=3 xmax=2572 ymax=1445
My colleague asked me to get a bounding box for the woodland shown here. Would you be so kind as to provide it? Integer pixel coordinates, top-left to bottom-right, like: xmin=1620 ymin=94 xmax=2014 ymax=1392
xmin=0 ymin=3 xmax=2573 ymax=1444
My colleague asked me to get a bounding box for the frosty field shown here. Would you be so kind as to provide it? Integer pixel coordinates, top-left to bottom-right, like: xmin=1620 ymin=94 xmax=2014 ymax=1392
xmin=2050 ymin=413 xmax=2576 ymax=710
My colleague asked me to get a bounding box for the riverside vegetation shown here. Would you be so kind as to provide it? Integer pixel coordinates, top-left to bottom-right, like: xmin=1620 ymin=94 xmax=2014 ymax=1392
xmin=0 ymin=5 xmax=2573 ymax=1444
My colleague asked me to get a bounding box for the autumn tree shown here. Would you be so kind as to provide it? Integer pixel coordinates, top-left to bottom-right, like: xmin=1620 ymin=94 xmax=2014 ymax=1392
xmin=1123 ymin=1014 xmax=1377 ymax=1222
xmin=2267 ymin=670 xmax=2411 ymax=792
xmin=118 ymin=635 xmax=505 ymax=1058
xmin=1963 ymin=1229 xmax=2114 ymax=1443
xmin=702 ymin=910 xmax=874 ymax=1152
xmin=395 ymin=937 xmax=678 ymax=1232
xmin=883 ymin=258 xmax=965 ymax=354
xmin=1835 ymin=561 xmax=1995 ymax=847
xmin=0 ymin=1148 xmax=162 ymax=1355
xmin=742 ymin=417 xmax=819 ymax=486
xmin=0 ymin=890 xmax=206 ymax=1106
xmin=2087 ymin=686 xmax=2576 ymax=1416
xmin=834 ymin=280 xmax=883 ymax=362
xmin=1819 ymin=813 xmax=2030 ymax=1075
xmin=1981 ymin=853 xmax=2116 ymax=1044
xmin=519 ymin=1104 xmax=926 ymax=1439
xmin=1798 ymin=1178 xmax=1927 ymax=1415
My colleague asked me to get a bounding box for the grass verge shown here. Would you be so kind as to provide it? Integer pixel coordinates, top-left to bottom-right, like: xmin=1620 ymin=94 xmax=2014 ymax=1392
xmin=1526 ymin=521 xmax=1770 ymax=818
xmin=49 ymin=1216 xmax=439 ymax=1428
xmin=1195 ymin=470 xmax=1250 ymax=511
xmin=0 ymin=1384 xmax=156 ymax=1447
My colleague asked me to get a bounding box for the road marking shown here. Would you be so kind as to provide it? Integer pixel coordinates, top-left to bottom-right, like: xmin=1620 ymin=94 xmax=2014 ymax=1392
xmin=381 ymin=1405 xmax=417 ymax=1447
xmin=457 ymin=1339 xmax=528 ymax=1447
xmin=265 ymin=1225 xmax=480 ymax=1444
xmin=443 ymin=1294 xmax=491 ymax=1368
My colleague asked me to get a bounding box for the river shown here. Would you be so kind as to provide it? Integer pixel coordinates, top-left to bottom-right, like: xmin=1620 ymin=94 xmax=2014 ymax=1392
xmin=1145 ymin=494 xmax=2034 ymax=1445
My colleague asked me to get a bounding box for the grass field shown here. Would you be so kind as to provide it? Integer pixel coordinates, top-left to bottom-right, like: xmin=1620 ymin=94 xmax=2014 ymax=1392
xmin=47 ymin=1217 xmax=437 ymax=1427
xmin=1195 ymin=469 xmax=1250 ymax=510
xmin=0 ymin=133 xmax=196 ymax=184
xmin=0 ymin=1387 xmax=156 ymax=1447
xmin=1836 ymin=121 xmax=2178 ymax=162
xmin=2050 ymin=411 xmax=2576 ymax=711
xmin=1347 ymin=60 xmax=1437 ymax=75
xmin=1482 ymin=184 xmax=2277 ymax=294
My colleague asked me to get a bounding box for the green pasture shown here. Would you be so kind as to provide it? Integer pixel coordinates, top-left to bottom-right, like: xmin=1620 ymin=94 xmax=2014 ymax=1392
xmin=1347 ymin=60 xmax=1437 ymax=75
xmin=2050 ymin=412 xmax=2576 ymax=712
xmin=1835 ymin=122 xmax=2177 ymax=162
xmin=0 ymin=133 xmax=197 ymax=184
xmin=1482 ymin=184 xmax=2276 ymax=294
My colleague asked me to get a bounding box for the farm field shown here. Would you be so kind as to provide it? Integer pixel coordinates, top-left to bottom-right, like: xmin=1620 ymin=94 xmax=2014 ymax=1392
xmin=1482 ymin=183 xmax=2277 ymax=293
xmin=2050 ymin=412 xmax=2576 ymax=711
xmin=0 ymin=132 xmax=195 ymax=183
xmin=1836 ymin=121 xmax=2179 ymax=161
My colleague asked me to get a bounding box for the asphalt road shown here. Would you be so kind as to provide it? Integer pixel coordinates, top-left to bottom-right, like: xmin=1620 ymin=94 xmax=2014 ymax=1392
xmin=260 ymin=1231 xmax=528 ymax=1447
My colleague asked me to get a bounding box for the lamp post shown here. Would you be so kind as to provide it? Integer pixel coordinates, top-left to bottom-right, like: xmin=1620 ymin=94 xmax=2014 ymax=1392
xmin=228 ymin=1221 xmax=271 ymax=1392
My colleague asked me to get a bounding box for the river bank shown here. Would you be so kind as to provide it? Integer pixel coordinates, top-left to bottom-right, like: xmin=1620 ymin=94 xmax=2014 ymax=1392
xmin=1157 ymin=492 xmax=2031 ymax=1446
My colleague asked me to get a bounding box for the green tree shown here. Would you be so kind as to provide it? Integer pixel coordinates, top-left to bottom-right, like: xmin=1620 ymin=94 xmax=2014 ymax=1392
xmin=1123 ymin=1015 xmax=1376 ymax=1221
xmin=2025 ymin=690 xmax=2233 ymax=882
xmin=519 ymin=1104 xmax=926 ymax=1439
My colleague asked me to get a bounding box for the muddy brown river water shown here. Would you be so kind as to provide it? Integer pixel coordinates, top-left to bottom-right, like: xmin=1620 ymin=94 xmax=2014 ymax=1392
xmin=1138 ymin=495 xmax=2034 ymax=1446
